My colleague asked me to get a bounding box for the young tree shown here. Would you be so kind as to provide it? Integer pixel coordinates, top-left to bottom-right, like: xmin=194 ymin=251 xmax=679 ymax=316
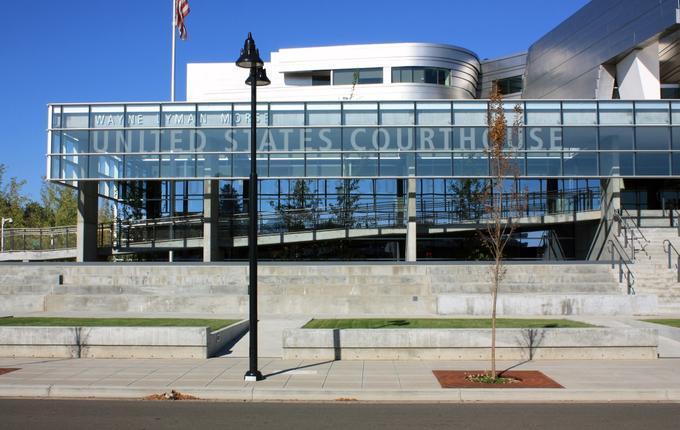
xmin=480 ymin=86 xmax=525 ymax=381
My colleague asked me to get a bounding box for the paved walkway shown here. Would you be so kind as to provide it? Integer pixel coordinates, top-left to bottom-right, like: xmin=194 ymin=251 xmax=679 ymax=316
xmin=0 ymin=357 xmax=678 ymax=402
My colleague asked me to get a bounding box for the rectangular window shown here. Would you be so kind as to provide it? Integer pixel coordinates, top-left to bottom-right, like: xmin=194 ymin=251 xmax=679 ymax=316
xmin=494 ymin=75 xmax=523 ymax=95
xmin=333 ymin=68 xmax=383 ymax=85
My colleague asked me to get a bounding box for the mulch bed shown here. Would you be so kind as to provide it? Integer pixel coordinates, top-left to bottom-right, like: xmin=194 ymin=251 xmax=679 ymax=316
xmin=433 ymin=370 xmax=564 ymax=389
xmin=0 ymin=369 xmax=20 ymax=376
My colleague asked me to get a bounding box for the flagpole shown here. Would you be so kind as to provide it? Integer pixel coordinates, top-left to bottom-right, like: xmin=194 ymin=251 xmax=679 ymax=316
xmin=171 ymin=0 xmax=176 ymax=102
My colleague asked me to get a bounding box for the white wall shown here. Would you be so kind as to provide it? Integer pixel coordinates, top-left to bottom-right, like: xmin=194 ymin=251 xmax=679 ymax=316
xmin=186 ymin=43 xmax=481 ymax=102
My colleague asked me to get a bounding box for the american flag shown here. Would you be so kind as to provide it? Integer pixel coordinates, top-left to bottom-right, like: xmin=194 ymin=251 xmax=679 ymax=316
xmin=175 ymin=0 xmax=190 ymax=40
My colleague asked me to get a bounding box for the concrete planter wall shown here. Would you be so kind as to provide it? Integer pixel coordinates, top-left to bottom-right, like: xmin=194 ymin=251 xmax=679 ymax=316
xmin=0 ymin=320 xmax=248 ymax=359
xmin=282 ymin=327 xmax=658 ymax=360
xmin=437 ymin=294 xmax=658 ymax=316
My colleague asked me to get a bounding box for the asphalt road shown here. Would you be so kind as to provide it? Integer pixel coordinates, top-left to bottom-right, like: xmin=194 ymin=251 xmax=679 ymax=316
xmin=0 ymin=400 xmax=679 ymax=430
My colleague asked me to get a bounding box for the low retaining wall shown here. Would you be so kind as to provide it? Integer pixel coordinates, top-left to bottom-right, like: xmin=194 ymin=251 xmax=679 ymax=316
xmin=437 ymin=294 xmax=658 ymax=316
xmin=282 ymin=327 xmax=658 ymax=360
xmin=0 ymin=320 xmax=248 ymax=359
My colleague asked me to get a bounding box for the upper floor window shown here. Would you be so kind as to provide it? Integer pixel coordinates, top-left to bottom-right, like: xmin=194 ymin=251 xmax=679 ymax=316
xmin=333 ymin=68 xmax=383 ymax=85
xmin=392 ymin=67 xmax=451 ymax=86
xmin=494 ymin=75 xmax=523 ymax=95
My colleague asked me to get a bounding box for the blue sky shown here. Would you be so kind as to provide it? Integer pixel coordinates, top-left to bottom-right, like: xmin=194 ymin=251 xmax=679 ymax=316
xmin=0 ymin=0 xmax=589 ymax=198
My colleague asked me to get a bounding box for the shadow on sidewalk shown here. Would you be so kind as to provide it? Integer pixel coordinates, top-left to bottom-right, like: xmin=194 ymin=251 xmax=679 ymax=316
xmin=264 ymin=360 xmax=335 ymax=378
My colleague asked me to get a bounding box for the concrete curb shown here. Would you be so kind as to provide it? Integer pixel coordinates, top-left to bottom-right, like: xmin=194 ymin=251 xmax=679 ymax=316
xmin=0 ymin=384 xmax=679 ymax=403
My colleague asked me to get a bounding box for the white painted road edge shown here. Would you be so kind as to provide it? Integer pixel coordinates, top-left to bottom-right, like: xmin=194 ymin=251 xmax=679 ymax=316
xmin=0 ymin=385 xmax=679 ymax=403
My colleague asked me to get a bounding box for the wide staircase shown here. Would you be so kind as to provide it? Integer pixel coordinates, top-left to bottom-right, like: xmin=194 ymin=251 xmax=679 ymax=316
xmin=629 ymin=226 xmax=680 ymax=314
xmin=0 ymin=262 xmax=655 ymax=317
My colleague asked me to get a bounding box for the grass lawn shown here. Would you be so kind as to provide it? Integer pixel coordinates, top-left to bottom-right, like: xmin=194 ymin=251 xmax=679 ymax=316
xmin=0 ymin=317 xmax=239 ymax=332
xmin=642 ymin=319 xmax=680 ymax=328
xmin=303 ymin=318 xmax=594 ymax=329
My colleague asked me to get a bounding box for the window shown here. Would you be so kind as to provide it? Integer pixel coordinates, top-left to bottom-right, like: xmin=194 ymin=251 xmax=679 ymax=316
xmin=284 ymin=71 xmax=331 ymax=86
xmin=333 ymin=68 xmax=383 ymax=85
xmin=494 ymin=75 xmax=523 ymax=95
xmin=392 ymin=67 xmax=451 ymax=86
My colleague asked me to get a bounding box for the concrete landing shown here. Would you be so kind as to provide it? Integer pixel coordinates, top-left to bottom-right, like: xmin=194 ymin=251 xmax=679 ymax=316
xmin=228 ymin=318 xmax=310 ymax=358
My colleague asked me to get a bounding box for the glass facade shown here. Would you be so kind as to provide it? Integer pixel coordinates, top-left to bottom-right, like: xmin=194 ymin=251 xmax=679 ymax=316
xmin=47 ymin=100 xmax=680 ymax=181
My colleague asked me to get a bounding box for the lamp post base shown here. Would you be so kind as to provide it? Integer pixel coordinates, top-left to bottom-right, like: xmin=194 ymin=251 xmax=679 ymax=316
xmin=244 ymin=370 xmax=264 ymax=382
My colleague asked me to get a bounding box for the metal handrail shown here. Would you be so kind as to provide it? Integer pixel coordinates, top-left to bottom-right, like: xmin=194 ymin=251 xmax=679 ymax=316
xmin=614 ymin=209 xmax=648 ymax=260
xmin=619 ymin=207 xmax=649 ymax=243
xmin=671 ymin=208 xmax=680 ymax=237
xmin=1 ymin=225 xmax=78 ymax=253
xmin=607 ymin=239 xmax=636 ymax=295
xmin=663 ymin=239 xmax=680 ymax=283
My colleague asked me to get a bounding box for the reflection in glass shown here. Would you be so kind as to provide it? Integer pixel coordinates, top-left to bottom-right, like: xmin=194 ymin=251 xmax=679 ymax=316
xmin=306 ymin=128 xmax=341 ymax=151
xmin=306 ymin=153 xmax=342 ymax=176
xmin=197 ymin=154 xmax=230 ymax=177
xmin=564 ymin=151 xmax=597 ymax=176
xmin=343 ymin=153 xmax=379 ymax=176
xmin=379 ymin=153 xmax=411 ymax=177
xmin=417 ymin=153 xmax=452 ymax=176
xmin=563 ymin=127 xmax=597 ymax=150
xmin=124 ymin=155 xmax=160 ymax=178
xmin=269 ymin=153 xmax=305 ymax=177
xmin=454 ymin=153 xmax=488 ymax=176
xmin=161 ymin=155 xmax=196 ymax=178
xmin=599 ymin=152 xmax=634 ymax=175
xmin=599 ymin=127 xmax=634 ymax=150
xmin=636 ymin=152 xmax=669 ymax=175
xmin=635 ymin=127 xmax=669 ymax=150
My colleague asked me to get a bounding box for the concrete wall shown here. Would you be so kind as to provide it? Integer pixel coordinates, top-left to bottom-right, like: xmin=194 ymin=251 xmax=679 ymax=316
xmin=0 ymin=320 xmax=248 ymax=359
xmin=437 ymin=294 xmax=657 ymax=317
xmin=282 ymin=327 xmax=658 ymax=360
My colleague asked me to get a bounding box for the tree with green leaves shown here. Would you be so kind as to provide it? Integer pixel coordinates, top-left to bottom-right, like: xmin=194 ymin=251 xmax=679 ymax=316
xmin=0 ymin=165 xmax=29 ymax=228
xmin=449 ymin=179 xmax=487 ymax=222
xmin=272 ymin=179 xmax=318 ymax=231
xmin=40 ymin=181 xmax=77 ymax=226
xmin=331 ymin=179 xmax=361 ymax=228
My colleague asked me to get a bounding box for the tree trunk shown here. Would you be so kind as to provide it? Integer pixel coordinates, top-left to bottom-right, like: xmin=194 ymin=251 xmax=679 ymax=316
xmin=491 ymin=256 xmax=500 ymax=380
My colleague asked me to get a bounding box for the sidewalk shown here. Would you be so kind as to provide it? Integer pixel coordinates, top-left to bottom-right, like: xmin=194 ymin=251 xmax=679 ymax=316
xmin=0 ymin=356 xmax=679 ymax=402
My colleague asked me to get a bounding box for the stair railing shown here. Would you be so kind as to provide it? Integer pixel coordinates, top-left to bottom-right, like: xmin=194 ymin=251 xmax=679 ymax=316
xmin=671 ymin=208 xmax=680 ymax=237
xmin=615 ymin=208 xmax=649 ymax=259
xmin=607 ymin=239 xmax=636 ymax=295
xmin=663 ymin=239 xmax=680 ymax=283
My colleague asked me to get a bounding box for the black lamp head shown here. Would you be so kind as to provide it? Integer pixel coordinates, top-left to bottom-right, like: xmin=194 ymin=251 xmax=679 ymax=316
xmin=246 ymin=68 xmax=271 ymax=87
xmin=236 ymin=32 xmax=264 ymax=68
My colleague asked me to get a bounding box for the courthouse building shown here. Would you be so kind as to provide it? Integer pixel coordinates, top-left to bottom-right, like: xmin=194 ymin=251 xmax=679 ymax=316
xmin=46 ymin=0 xmax=680 ymax=262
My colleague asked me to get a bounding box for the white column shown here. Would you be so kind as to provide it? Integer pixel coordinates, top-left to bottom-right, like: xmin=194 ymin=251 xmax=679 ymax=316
xmin=406 ymin=177 xmax=417 ymax=262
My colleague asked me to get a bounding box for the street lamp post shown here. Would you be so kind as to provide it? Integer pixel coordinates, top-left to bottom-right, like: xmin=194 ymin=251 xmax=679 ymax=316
xmin=236 ymin=32 xmax=271 ymax=382
xmin=1 ymin=217 xmax=13 ymax=252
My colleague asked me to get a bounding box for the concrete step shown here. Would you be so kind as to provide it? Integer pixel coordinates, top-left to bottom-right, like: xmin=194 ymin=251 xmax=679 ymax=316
xmin=0 ymin=294 xmax=45 ymax=313
xmin=0 ymin=285 xmax=54 ymax=294
xmin=430 ymin=283 xmax=620 ymax=294
xmin=43 ymin=294 xmax=437 ymax=316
